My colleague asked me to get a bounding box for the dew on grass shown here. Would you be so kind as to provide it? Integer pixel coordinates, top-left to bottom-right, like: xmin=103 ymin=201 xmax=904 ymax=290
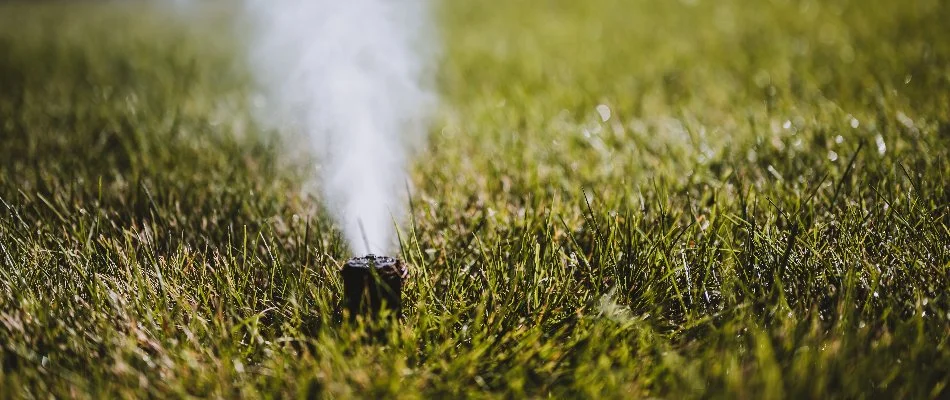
xmin=596 ymin=104 xmax=611 ymax=122
xmin=767 ymin=165 xmax=783 ymax=180
xmin=828 ymin=150 xmax=838 ymax=161
xmin=875 ymin=135 xmax=886 ymax=155
xmin=896 ymin=111 xmax=915 ymax=130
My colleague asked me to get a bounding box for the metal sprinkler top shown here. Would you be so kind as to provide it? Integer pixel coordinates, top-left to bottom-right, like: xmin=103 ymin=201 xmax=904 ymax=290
xmin=340 ymin=254 xmax=408 ymax=322
xmin=343 ymin=254 xmax=408 ymax=278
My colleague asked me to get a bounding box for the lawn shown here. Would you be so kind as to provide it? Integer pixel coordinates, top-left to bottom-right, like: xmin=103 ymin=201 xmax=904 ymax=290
xmin=1 ymin=0 xmax=948 ymax=397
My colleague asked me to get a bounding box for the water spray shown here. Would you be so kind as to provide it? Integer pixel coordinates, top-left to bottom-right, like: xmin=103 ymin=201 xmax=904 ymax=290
xmin=242 ymin=0 xmax=432 ymax=325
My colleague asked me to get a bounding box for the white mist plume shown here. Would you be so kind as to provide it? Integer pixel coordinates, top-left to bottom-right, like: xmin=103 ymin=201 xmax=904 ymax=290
xmin=243 ymin=0 xmax=436 ymax=254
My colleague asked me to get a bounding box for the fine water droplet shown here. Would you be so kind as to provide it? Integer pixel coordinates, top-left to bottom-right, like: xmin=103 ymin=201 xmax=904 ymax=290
xmin=849 ymin=117 xmax=859 ymax=128
xmin=875 ymin=135 xmax=886 ymax=155
xmin=767 ymin=165 xmax=783 ymax=180
xmin=828 ymin=150 xmax=838 ymax=161
xmin=233 ymin=359 xmax=245 ymax=374
xmin=835 ymin=135 xmax=844 ymax=144
xmin=783 ymin=120 xmax=792 ymax=129
xmin=896 ymin=112 xmax=915 ymax=130
xmin=596 ymin=104 xmax=612 ymax=122
xmin=873 ymin=291 xmax=879 ymax=298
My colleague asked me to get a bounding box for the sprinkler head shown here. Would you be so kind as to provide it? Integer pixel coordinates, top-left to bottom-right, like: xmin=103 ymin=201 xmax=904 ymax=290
xmin=340 ymin=254 xmax=408 ymax=321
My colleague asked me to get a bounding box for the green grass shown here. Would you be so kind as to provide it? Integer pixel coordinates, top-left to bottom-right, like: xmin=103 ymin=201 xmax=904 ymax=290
xmin=1 ymin=0 xmax=949 ymax=397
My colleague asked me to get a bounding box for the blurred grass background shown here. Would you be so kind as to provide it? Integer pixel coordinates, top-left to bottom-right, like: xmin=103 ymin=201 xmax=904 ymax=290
xmin=1 ymin=0 xmax=949 ymax=397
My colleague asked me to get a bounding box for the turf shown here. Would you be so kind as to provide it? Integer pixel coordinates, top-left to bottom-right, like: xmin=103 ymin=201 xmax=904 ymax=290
xmin=1 ymin=0 xmax=949 ymax=398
